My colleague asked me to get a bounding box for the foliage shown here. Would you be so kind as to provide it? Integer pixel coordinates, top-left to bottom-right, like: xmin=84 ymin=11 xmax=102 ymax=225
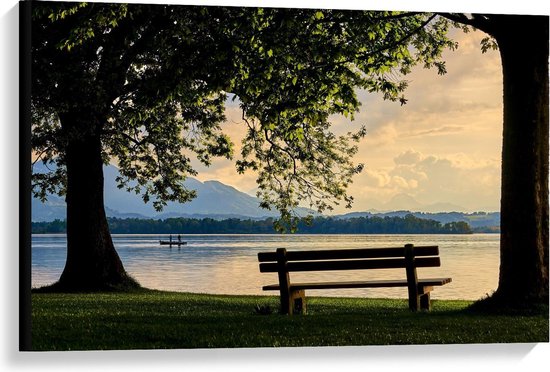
xmin=31 ymin=215 xmax=473 ymax=234
xmin=32 ymin=3 xmax=235 ymax=210
xmin=31 ymin=291 xmax=548 ymax=350
xmin=31 ymin=3 xmax=459 ymax=231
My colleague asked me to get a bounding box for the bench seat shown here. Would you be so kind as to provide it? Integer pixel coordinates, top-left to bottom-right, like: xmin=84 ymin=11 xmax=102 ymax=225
xmin=262 ymin=277 xmax=452 ymax=291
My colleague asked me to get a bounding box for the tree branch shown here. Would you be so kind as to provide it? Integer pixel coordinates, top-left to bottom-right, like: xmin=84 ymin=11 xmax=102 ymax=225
xmin=313 ymin=13 xmax=438 ymax=69
xmin=438 ymin=12 xmax=496 ymax=35
xmin=102 ymin=128 xmax=144 ymax=146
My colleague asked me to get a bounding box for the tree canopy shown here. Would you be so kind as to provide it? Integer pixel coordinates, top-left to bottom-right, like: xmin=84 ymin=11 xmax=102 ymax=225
xmin=32 ymin=3 xmax=458 ymax=230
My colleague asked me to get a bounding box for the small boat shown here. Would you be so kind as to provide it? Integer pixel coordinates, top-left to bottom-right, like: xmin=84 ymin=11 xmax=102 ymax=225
xmin=160 ymin=234 xmax=187 ymax=246
xmin=159 ymin=240 xmax=187 ymax=246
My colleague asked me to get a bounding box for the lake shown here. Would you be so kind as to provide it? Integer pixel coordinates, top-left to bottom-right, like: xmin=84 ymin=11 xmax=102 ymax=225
xmin=32 ymin=234 xmax=500 ymax=300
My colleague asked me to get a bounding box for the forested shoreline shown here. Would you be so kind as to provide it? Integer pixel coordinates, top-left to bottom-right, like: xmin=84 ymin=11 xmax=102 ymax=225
xmin=32 ymin=214 xmax=474 ymax=234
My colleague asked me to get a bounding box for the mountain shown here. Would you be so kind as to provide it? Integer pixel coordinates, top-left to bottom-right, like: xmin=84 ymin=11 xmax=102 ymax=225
xmin=32 ymin=193 xmax=67 ymax=222
xmin=383 ymin=193 xmax=424 ymax=211
xmin=421 ymin=202 xmax=469 ymax=213
xmin=32 ymin=163 xmax=308 ymax=221
xmin=362 ymin=193 xmax=469 ymax=213
xmin=336 ymin=210 xmax=500 ymax=229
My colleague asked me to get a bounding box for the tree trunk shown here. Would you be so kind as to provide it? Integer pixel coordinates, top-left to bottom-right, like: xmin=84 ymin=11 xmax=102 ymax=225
xmin=55 ymin=112 xmax=139 ymax=291
xmin=492 ymin=15 xmax=549 ymax=304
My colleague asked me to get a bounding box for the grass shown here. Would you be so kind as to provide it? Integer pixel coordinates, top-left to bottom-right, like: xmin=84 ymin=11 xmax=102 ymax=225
xmin=31 ymin=290 xmax=548 ymax=351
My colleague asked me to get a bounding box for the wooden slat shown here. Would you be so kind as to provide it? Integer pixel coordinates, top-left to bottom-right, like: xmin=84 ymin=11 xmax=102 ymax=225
xmin=291 ymin=279 xmax=409 ymax=290
xmin=262 ymin=277 xmax=452 ymax=291
xmin=262 ymin=284 xmax=282 ymax=291
xmin=419 ymin=277 xmax=452 ymax=286
xmin=258 ymin=245 xmax=439 ymax=262
xmin=259 ymin=256 xmax=440 ymax=273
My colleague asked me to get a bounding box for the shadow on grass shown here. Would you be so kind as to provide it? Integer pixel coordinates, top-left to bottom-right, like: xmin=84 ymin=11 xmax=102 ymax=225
xmin=31 ymin=274 xmax=145 ymax=294
xmin=466 ymin=292 xmax=549 ymax=316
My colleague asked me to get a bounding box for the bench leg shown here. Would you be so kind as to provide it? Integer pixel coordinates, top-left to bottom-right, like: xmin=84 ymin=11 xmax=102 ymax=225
xmin=289 ymin=290 xmax=306 ymax=315
xmin=279 ymin=287 xmax=290 ymax=315
xmin=408 ymin=294 xmax=420 ymax=311
xmin=417 ymin=286 xmax=434 ymax=311
xmin=420 ymin=292 xmax=431 ymax=311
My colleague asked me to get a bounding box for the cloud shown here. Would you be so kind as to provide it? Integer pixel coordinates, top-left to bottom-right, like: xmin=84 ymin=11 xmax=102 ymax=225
xmin=391 ymin=175 xmax=419 ymax=190
xmin=363 ymin=168 xmax=391 ymax=188
xmin=346 ymin=149 xmax=501 ymax=212
xmin=394 ymin=149 xmax=423 ymax=165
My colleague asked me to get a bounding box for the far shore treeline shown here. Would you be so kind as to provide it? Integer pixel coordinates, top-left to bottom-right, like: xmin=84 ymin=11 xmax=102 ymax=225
xmin=31 ymin=214 xmax=478 ymax=234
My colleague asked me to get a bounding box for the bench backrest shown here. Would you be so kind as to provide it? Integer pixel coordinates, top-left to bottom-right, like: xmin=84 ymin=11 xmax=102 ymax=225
xmin=258 ymin=244 xmax=441 ymax=273
xmin=258 ymin=244 xmax=442 ymax=313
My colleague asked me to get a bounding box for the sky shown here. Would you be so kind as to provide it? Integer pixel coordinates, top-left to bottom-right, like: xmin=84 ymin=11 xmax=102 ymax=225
xmin=193 ymin=27 xmax=504 ymax=213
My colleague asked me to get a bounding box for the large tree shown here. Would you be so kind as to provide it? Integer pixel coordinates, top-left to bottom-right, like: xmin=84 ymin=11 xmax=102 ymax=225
xmin=30 ymin=3 xmax=547 ymax=304
xmin=441 ymin=13 xmax=549 ymax=305
xmin=32 ymin=3 xmax=238 ymax=290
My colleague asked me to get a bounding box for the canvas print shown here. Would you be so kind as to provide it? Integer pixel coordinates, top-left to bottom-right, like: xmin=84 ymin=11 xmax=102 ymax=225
xmin=21 ymin=0 xmax=548 ymax=352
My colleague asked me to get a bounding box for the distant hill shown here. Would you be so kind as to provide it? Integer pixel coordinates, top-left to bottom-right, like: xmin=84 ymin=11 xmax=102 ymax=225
xmin=32 ymin=193 xmax=67 ymax=222
xmin=336 ymin=210 xmax=500 ymax=230
xmin=31 ymin=163 xmax=310 ymax=222
xmin=362 ymin=193 xmax=469 ymax=213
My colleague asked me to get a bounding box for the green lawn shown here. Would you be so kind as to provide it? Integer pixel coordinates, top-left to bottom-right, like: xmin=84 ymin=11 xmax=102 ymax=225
xmin=31 ymin=290 xmax=548 ymax=350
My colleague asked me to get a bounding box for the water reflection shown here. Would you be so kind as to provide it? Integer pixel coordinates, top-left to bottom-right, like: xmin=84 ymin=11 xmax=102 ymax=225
xmin=32 ymin=234 xmax=499 ymax=300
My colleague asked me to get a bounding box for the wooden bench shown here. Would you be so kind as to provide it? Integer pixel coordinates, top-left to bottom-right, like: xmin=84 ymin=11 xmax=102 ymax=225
xmin=258 ymin=244 xmax=451 ymax=314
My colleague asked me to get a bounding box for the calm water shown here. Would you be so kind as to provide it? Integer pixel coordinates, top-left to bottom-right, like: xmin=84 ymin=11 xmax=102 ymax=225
xmin=32 ymin=234 xmax=500 ymax=300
